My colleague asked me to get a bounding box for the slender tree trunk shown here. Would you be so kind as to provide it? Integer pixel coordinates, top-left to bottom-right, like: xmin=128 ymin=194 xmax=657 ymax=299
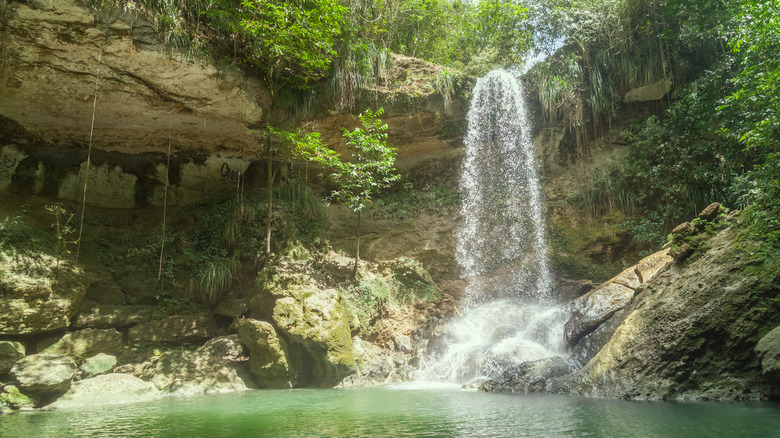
xmin=264 ymin=131 xmax=273 ymax=261
xmin=352 ymin=210 xmax=361 ymax=279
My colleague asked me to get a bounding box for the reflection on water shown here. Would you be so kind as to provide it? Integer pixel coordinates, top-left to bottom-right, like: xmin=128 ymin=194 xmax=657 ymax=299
xmin=2 ymin=386 xmax=780 ymax=437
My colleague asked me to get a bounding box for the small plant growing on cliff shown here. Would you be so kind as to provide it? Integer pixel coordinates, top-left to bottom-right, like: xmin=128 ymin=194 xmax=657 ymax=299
xmin=45 ymin=203 xmax=78 ymax=267
xmin=198 ymin=260 xmax=233 ymax=305
xmin=325 ymin=108 xmax=400 ymax=279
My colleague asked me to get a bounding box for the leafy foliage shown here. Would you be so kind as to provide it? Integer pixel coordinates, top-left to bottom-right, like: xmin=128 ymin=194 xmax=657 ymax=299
xmin=327 ymin=108 xmax=400 ymax=214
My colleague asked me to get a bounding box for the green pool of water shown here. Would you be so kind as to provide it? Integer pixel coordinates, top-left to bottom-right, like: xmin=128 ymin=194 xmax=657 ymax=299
xmin=2 ymin=383 xmax=779 ymax=437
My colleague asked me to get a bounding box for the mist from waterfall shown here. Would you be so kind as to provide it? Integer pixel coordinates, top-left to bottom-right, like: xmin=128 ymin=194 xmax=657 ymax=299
xmin=418 ymin=70 xmax=567 ymax=384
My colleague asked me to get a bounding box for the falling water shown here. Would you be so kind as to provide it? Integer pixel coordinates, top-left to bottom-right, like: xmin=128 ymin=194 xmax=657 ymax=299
xmin=418 ymin=70 xmax=567 ymax=384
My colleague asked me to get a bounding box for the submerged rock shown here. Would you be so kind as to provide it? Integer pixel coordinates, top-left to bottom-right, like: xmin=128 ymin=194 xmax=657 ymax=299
xmin=10 ymin=354 xmax=77 ymax=397
xmin=42 ymin=328 xmax=123 ymax=356
xmin=46 ymin=374 xmax=162 ymax=409
xmin=0 ymin=341 xmax=26 ymax=374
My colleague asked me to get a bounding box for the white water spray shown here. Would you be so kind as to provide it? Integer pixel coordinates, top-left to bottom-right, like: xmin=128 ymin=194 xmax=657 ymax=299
xmin=418 ymin=70 xmax=566 ymax=384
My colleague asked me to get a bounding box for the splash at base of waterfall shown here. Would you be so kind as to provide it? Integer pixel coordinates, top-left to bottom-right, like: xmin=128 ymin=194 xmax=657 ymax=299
xmin=417 ymin=300 xmax=568 ymax=384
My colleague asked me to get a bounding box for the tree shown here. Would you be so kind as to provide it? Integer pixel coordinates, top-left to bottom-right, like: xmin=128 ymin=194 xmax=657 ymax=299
xmin=328 ymin=108 xmax=400 ymax=278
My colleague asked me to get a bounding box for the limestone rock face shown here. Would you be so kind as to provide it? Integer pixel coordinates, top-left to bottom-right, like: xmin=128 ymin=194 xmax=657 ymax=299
xmin=0 ymin=341 xmax=26 ymax=374
xmin=10 ymin=354 xmax=77 ymax=396
xmin=624 ymin=77 xmax=673 ymax=102
xmin=46 ymin=374 xmax=162 ymax=409
xmin=150 ymin=335 xmax=253 ymax=396
xmin=0 ymin=0 xmax=265 ymax=154
xmin=270 ymin=286 xmax=357 ymax=386
xmin=0 ymin=261 xmax=88 ymax=335
xmin=558 ymin=224 xmax=780 ymax=400
xmin=127 ymin=313 xmax=219 ymax=343
xmin=236 ymin=319 xmax=295 ymax=388
xmin=42 ymin=328 xmax=123 ymax=356
xmin=74 ymin=304 xmax=153 ymax=329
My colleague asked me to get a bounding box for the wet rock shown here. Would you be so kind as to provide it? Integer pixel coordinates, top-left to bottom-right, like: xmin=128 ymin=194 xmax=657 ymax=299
xmin=564 ymin=248 xmax=672 ymax=347
xmin=236 ymin=319 xmax=296 ymax=388
xmin=128 ymin=313 xmax=219 ymax=344
xmin=557 ymin=279 xmax=594 ymax=302
xmin=340 ymin=337 xmax=411 ymax=387
xmin=42 ymin=328 xmax=123 ymax=356
xmin=565 ymin=283 xmax=634 ymax=347
xmin=10 ymin=354 xmax=77 ymax=396
xmin=480 ymin=357 xmax=571 ymax=393
xmin=0 ymin=341 xmax=26 ymax=374
xmin=80 ymin=353 xmax=118 ymax=378
xmin=46 ymin=374 xmax=162 ymax=409
xmin=74 ymin=305 xmax=153 ymax=329
xmin=755 ymin=326 xmax=780 ymax=378
xmin=558 ymin=222 xmax=779 ymax=400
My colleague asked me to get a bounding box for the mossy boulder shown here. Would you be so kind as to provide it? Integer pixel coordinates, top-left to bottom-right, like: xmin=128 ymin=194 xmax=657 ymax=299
xmin=10 ymin=354 xmax=77 ymax=397
xmin=236 ymin=319 xmax=296 ymax=388
xmin=271 ymin=286 xmax=357 ymax=387
xmin=1 ymin=385 xmax=33 ymax=412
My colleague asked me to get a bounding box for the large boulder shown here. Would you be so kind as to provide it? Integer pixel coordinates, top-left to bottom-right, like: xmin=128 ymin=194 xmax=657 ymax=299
xmin=270 ymin=286 xmax=357 ymax=386
xmin=80 ymin=353 xmax=118 ymax=378
xmin=10 ymin=354 xmax=76 ymax=396
xmin=236 ymin=319 xmax=296 ymax=388
xmin=755 ymin=326 xmax=780 ymax=378
xmin=73 ymin=304 xmax=153 ymax=329
xmin=42 ymin=328 xmax=123 ymax=356
xmin=0 ymin=260 xmax=88 ymax=335
xmin=46 ymin=374 xmax=162 ymax=409
xmin=0 ymin=341 xmax=26 ymax=374
xmin=128 ymin=313 xmax=219 ymax=344
xmin=149 ymin=335 xmax=254 ymax=396
xmin=564 ymin=248 xmax=672 ymax=347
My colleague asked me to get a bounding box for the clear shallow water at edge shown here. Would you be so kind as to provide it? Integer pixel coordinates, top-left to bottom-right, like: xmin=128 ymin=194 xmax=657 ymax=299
xmin=3 ymin=385 xmax=780 ymax=437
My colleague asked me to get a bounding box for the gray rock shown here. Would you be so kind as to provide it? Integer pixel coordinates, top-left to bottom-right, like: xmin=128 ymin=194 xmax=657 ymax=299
xmin=755 ymin=326 xmax=780 ymax=377
xmin=42 ymin=328 xmax=123 ymax=356
xmin=480 ymin=356 xmax=571 ymax=393
xmin=564 ymin=282 xmax=634 ymax=347
xmin=46 ymin=374 xmax=162 ymax=409
xmin=150 ymin=336 xmax=254 ymax=396
xmin=128 ymin=313 xmax=219 ymax=344
xmin=74 ymin=305 xmax=153 ymax=329
xmin=0 ymin=341 xmax=26 ymax=374
xmin=10 ymin=354 xmax=76 ymax=395
xmin=80 ymin=353 xmax=118 ymax=378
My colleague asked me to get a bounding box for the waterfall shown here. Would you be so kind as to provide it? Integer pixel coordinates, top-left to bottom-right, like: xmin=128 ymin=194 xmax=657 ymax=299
xmin=418 ymin=70 xmax=566 ymax=384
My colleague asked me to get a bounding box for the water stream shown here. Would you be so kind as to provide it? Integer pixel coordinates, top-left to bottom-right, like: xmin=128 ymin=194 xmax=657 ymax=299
xmin=418 ymin=70 xmax=567 ymax=384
